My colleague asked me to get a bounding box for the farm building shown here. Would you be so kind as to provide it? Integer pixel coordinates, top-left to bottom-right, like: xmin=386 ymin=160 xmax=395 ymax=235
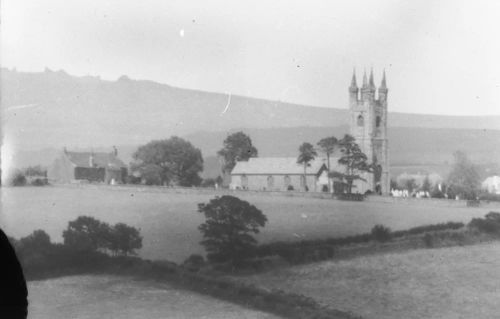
xmin=48 ymin=147 xmax=127 ymax=184
xmin=230 ymin=157 xmax=331 ymax=192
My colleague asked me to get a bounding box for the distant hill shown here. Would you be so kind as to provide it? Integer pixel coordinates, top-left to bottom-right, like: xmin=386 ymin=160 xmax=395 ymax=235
xmin=2 ymin=68 xmax=499 ymax=179
xmin=2 ymin=68 xmax=500 ymax=151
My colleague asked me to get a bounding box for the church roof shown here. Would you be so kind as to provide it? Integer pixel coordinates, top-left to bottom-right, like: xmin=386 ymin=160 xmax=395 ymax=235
xmin=65 ymin=151 xmax=127 ymax=169
xmin=231 ymin=157 xmax=334 ymax=175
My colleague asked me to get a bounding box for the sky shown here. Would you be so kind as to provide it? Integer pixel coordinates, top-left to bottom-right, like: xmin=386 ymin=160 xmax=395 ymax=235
xmin=2 ymin=0 xmax=500 ymax=116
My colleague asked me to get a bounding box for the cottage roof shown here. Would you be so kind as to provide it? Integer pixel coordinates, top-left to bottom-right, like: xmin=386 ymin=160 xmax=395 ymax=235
xmin=65 ymin=151 xmax=127 ymax=169
xmin=231 ymin=157 xmax=334 ymax=175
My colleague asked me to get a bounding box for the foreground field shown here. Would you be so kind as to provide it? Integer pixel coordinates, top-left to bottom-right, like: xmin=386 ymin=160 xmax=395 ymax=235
xmin=28 ymin=275 xmax=278 ymax=319
xmin=2 ymin=185 xmax=497 ymax=263
xmin=236 ymin=241 xmax=500 ymax=319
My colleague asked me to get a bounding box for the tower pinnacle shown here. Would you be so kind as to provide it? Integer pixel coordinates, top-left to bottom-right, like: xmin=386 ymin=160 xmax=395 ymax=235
xmin=369 ymin=68 xmax=375 ymax=89
xmin=350 ymin=69 xmax=358 ymax=88
xmin=380 ymin=70 xmax=387 ymax=90
xmin=362 ymin=70 xmax=368 ymax=88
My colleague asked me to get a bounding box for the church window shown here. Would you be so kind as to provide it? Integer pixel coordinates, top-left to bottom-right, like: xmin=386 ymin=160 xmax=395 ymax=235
xmin=241 ymin=174 xmax=248 ymax=189
xmin=376 ymin=116 xmax=381 ymax=127
xmin=357 ymin=114 xmax=364 ymax=126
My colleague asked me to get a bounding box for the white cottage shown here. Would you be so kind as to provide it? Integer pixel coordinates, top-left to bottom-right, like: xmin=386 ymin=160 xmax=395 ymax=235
xmin=482 ymin=176 xmax=500 ymax=195
xmin=230 ymin=157 xmax=330 ymax=192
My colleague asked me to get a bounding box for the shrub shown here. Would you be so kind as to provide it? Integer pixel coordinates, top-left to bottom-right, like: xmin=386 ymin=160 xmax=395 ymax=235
xmin=371 ymin=224 xmax=392 ymax=242
xmin=30 ymin=177 xmax=48 ymax=186
xmin=11 ymin=171 xmax=27 ymax=186
xmin=198 ymin=196 xmax=268 ymax=266
xmin=468 ymin=212 xmax=500 ymax=234
xmin=337 ymin=193 xmax=365 ymax=201
xmin=423 ymin=233 xmax=434 ymax=248
xmin=391 ymin=222 xmax=464 ymax=237
xmin=479 ymin=193 xmax=500 ymax=202
xmin=200 ymin=178 xmax=216 ymax=188
xmin=183 ymin=254 xmax=206 ymax=272
xmin=23 ymin=165 xmax=47 ymax=177
xmin=126 ymin=175 xmax=141 ymax=184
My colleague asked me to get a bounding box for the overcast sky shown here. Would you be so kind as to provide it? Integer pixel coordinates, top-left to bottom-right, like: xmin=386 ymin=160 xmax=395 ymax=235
xmin=2 ymin=0 xmax=500 ymax=116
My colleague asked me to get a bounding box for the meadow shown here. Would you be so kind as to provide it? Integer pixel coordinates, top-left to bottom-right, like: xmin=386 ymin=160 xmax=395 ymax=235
xmin=28 ymin=275 xmax=279 ymax=319
xmin=234 ymin=241 xmax=500 ymax=319
xmin=1 ymin=185 xmax=497 ymax=263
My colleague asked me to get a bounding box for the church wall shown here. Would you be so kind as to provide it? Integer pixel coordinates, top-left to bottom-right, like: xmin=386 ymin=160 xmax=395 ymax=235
xmin=230 ymin=174 xmax=320 ymax=192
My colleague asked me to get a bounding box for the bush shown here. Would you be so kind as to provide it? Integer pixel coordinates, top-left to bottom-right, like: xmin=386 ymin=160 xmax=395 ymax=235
xmin=423 ymin=233 xmax=434 ymax=248
xmin=126 ymin=175 xmax=141 ymax=184
xmin=201 ymin=178 xmax=217 ymax=188
xmin=469 ymin=212 xmax=500 ymax=234
xmin=371 ymin=225 xmax=392 ymax=242
xmin=11 ymin=171 xmax=27 ymax=186
xmin=391 ymin=222 xmax=465 ymax=237
xmin=183 ymin=254 xmax=206 ymax=272
xmin=30 ymin=177 xmax=48 ymax=186
xmin=337 ymin=193 xmax=365 ymax=201
xmin=479 ymin=193 xmax=500 ymax=202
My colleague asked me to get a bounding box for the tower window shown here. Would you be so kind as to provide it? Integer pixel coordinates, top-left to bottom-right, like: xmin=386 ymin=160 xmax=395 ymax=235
xmin=357 ymin=114 xmax=364 ymax=126
xmin=376 ymin=116 xmax=381 ymax=127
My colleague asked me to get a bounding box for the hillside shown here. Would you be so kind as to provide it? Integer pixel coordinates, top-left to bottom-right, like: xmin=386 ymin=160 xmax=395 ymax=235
xmin=2 ymin=68 xmax=499 ymax=179
xmin=2 ymin=68 xmax=500 ymax=151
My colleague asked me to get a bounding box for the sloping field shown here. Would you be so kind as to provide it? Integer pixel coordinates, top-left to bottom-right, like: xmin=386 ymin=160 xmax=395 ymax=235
xmin=2 ymin=185 xmax=498 ymax=263
xmin=236 ymin=242 xmax=500 ymax=319
xmin=28 ymin=275 xmax=279 ymax=319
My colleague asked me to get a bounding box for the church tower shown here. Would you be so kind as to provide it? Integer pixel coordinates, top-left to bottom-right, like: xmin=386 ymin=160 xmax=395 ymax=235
xmin=348 ymin=69 xmax=390 ymax=195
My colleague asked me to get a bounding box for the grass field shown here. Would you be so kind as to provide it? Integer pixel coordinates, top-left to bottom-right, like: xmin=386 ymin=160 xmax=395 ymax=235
xmin=1 ymin=185 xmax=498 ymax=263
xmin=28 ymin=275 xmax=279 ymax=319
xmin=234 ymin=241 xmax=500 ymax=319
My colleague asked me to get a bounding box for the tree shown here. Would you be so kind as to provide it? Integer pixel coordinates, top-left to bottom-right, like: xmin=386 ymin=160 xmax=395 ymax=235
xmin=333 ymin=134 xmax=372 ymax=194
xmin=109 ymin=223 xmax=142 ymax=256
xmin=18 ymin=230 xmax=52 ymax=254
xmin=447 ymin=151 xmax=481 ymax=199
xmin=421 ymin=175 xmax=431 ymax=193
xmin=217 ymin=132 xmax=258 ymax=175
xmin=317 ymin=137 xmax=338 ymax=192
xmin=62 ymin=216 xmax=112 ymax=252
xmin=133 ymin=136 xmax=204 ymax=186
xmin=404 ymin=178 xmax=417 ymax=193
xmin=297 ymin=142 xmax=317 ymax=191
xmin=130 ymin=163 xmax=163 ymax=185
xmin=23 ymin=165 xmax=47 ymax=177
xmin=198 ymin=196 xmax=267 ymax=265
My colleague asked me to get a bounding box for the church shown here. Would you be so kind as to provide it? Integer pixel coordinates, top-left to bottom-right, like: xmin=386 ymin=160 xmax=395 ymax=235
xmin=230 ymin=70 xmax=390 ymax=195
